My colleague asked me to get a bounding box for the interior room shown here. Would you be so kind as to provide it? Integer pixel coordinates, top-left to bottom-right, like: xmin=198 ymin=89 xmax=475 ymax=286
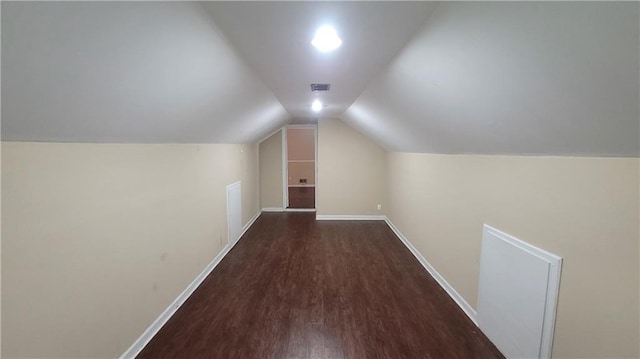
xmin=2 ymin=1 xmax=638 ymax=358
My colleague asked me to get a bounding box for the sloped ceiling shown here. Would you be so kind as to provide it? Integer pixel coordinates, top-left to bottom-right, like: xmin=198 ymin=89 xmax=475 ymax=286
xmin=1 ymin=2 xmax=290 ymax=143
xmin=343 ymin=2 xmax=640 ymax=156
xmin=2 ymin=2 xmax=638 ymax=156
xmin=202 ymin=2 xmax=435 ymax=119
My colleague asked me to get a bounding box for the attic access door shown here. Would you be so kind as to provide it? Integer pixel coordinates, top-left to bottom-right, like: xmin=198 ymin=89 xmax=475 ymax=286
xmin=478 ymin=225 xmax=562 ymax=359
xmin=226 ymin=181 xmax=242 ymax=246
xmin=284 ymin=126 xmax=317 ymax=209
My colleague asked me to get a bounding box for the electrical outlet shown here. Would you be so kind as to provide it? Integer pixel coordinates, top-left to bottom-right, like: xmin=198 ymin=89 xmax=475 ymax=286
xmin=377 ymin=204 xmax=382 ymax=210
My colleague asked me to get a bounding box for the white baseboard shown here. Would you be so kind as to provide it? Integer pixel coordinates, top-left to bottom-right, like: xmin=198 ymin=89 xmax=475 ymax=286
xmin=261 ymin=207 xmax=284 ymax=212
xmin=241 ymin=211 xmax=261 ymax=237
xmin=285 ymin=208 xmax=316 ymax=212
xmin=316 ymin=214 xmax=386 ymax=221
xmin=120 ymin=211 xmax=262 ymax=359
xmin=383 ymin=216 xmax=478 ymax=325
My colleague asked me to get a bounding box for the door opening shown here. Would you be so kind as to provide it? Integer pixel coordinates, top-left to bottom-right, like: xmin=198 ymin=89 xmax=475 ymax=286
xmin=285 ymin=126 xmax=316 ymax=209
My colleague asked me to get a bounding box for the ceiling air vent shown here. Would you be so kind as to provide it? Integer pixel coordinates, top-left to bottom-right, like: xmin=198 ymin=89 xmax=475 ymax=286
xmin=311 ymin=83 xmax=330 ymax=92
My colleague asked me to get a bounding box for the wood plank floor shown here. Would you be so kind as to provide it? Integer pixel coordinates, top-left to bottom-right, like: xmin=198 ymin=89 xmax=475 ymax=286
xmin=288 ymin=187 xmax=315 ymax=209
xmin=137 ymin=213 xmax=504 ymax=359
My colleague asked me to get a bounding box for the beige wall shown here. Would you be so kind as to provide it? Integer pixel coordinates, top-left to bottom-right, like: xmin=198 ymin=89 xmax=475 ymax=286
xmin=1 ymin=141 xmax=260 ymax=358
xmin=317 ymin=119 xmax=387 ymax=216
xmin=259 ymin=130 xmax=283 ymax=209
xmin=241 ymin=143 xmax=260 ymax=223
xmin=387 ymin=152 xmax=639 ymax=358
xmin=287 ymin=128 xmax=316 ymax=186
xmin=287 ymin=128 xmax=315 ymax=161
xmin=5 ymin=136 xmax=636 ymax=359
xmin=288 ymin=162 xmax=315 ymax=186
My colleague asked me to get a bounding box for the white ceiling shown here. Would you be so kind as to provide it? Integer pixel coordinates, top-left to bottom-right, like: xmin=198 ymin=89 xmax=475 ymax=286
xmin=203 ymin=1 xmax=435 ymax=119
xmin=2 ymin=1 xmax=638 ymax=156
xmin=343 ymin=2 xmax=639 ymax=156
xmin=2 ymin=2 xmax=289 ymax=143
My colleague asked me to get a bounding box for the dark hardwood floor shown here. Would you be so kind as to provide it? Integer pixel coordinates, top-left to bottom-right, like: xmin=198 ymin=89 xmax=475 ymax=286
xmin=137 ymin=213 xmax=503 ymax=359
xmin=288 ymin=186 xmax=315 ymax=209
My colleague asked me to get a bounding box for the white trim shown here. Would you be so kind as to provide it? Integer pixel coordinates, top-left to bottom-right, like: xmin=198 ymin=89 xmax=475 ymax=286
xmin=285 ymin=208 xmax=317 ymax=212
xmin=241 ymin=211 xmax=261 ymax=237
xmin=261 ymin=207 xmax=285 ymax=212
xmin=288 ymin=184 xmax=315 ymax=188
xmin=257 ymin=127 xmax=284 ymax=145
xmin=316 ymin=214 xmax=386 ymax=221
xmin=314 ymin=124 xmax=318 ymax=212
xmin=286 ymin=124 xmax=317 ymax=129
xmin=383 ymin=216 xmax=478 ymax=324
xmin=120 ymin=212 xmax=262 ymax=359
xmin=282 ymin=129 xmax=288 ymax=208
xmin=225 ymin=180 xmax=241 ymax=190
xmin=481 ymin=225 xmax=562 ymax=359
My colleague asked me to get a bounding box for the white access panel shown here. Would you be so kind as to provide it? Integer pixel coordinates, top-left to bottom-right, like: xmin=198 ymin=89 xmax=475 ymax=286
xmin=226 ymin=181 xmax=242 ymax=245
xmin=478 ymin=225 xmax=562 ymax=359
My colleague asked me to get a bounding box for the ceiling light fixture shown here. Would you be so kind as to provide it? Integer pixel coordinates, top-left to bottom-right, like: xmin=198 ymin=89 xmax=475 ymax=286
xmin=311 ymin=99 xmax=323 ymax=112
xmin=311 ymin=26 xmax=342 ymax=52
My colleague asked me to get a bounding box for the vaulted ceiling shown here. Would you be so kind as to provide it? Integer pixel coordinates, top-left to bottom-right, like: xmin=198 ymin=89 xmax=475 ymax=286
xmin=2 ymin=1 xmax=639 ymax=156
xmin=202 ymin=2 xmax=435 ymax=119
xmin=2 ymin=2 xmax=290 ymax=143
xmin=343 ymin=2 xmax=640 ymax=156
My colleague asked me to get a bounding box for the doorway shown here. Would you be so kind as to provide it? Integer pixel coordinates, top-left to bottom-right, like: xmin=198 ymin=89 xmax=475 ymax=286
xmin=285 ymin=126 xmax=316 ymax=209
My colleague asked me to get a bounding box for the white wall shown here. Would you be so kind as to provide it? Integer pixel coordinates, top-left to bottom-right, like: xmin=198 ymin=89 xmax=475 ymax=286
xmin=1 ymin=142 xmax=260 ymax=358
xmin=387 ymin=153 xmax=639 ymax=358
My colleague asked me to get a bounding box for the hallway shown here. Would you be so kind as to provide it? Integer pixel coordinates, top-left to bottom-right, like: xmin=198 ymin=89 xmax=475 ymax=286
xmin=138 ymin=213 xmax=503 ymax=358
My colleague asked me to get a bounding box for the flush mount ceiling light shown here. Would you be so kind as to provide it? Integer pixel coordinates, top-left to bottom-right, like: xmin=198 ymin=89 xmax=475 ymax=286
xmin=311 ymin=26 xmax=342 ymax=52
xmin=311 ymin=99 xmax=323 ymax=112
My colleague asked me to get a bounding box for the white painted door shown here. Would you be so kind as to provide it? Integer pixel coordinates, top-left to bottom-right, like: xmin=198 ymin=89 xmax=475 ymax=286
xmin=226 ymin=181 xmax=242 ymax=245
xmin=478 ymin=225 xmax=562 ymax=359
